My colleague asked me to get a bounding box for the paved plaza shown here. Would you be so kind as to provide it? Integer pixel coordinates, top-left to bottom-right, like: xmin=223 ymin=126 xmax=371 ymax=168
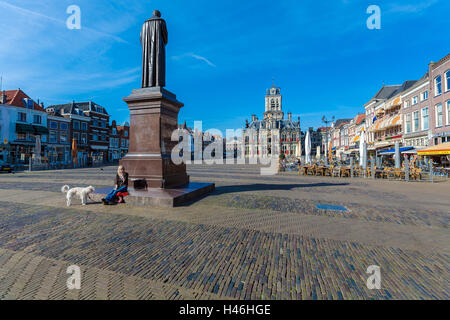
xmin=0 ymin=164 xmax=448 ymax=300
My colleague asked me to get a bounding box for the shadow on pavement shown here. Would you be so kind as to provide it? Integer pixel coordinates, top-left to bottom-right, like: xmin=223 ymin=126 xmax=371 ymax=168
xmin=213 ymin=182 xmax=349 ymax=195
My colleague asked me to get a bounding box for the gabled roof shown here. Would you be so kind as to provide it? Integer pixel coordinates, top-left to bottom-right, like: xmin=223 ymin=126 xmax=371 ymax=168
xmin=395 ymin=80 xmax=417 ymax=96
xmin=1 ymin=89 xmax=44 ymax=111
xmin=354 ymin=113 xmax=366 ymax=125
xmin=373 ymin=85 xmax=402 ymax=100
xmin=246 ymin=118 xmax=300 ymax=130
xmin=48 ymin=101 xmax=108 ymax=116
xmin=334 ymin=118 xmax=352 ymax=128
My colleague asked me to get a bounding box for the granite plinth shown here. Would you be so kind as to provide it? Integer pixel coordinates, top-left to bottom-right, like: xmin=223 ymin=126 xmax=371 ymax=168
xmin=120 ymin=86 xmax=189 ymax=189
xmin=93 ymin=182 xmax=215 ymax=208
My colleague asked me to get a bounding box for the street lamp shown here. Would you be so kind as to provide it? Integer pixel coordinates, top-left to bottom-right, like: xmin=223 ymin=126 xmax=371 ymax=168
xmin=322 ymin=116 xmax=335 ymax=165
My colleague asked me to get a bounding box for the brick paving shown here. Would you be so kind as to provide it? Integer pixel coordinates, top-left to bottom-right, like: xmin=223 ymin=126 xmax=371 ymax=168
xmin=0 ymin=165 xmax=448 ymax=300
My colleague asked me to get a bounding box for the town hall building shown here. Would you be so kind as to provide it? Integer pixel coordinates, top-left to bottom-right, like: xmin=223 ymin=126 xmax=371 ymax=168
xmin=243 ymin=84 xmax=301 ymax=158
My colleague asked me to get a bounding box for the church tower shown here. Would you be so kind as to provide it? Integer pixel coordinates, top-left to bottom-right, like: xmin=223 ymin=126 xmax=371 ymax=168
xmin=264 ymin=84 xmax=284 ymax=121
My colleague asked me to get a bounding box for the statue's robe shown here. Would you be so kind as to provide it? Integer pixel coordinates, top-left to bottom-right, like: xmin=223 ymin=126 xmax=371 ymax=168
xmin=141 ymin=16 xmax=168 ymax=88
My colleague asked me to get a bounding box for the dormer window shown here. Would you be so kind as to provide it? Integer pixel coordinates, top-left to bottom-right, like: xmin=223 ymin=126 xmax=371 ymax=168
xmin=23 ymin=98 xmax=33 ymax=109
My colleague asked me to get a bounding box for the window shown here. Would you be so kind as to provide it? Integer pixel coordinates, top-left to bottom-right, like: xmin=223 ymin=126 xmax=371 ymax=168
xmin=422 ymin=107 xmax=429 ymax=130
xmin=49 ymin=131 xmax=57 ymax=143
xmin=435 ymin=76 xmax=442 ymax=96
xmin=413 ymin=111 xmax=419 ymax=132
xmin=112 ymin=128 xmax=117 ymax=135
xmin=17 ymin=112 xmax=27 ymax=122
xmin=404 ymin=101 xmax=409 ymax=108
xmin=81 ymin=122 xmax=87 ymax=131
xmin=92 ymin=134 xmax=98 ymax=141
xmin=92 ymin=120 xmax=97 ymax=127
xmin=60 ymin=123 xmax=68 ymax=131
xmin=124 ymin=131 xmax=128 ymax=137
xmin=405 ymin=114 xmax=411 ymax=133
xmin=81 ymin=133 xmax=87 ymax=144
xmin=17 ymin=133 xmax=28 ymax=140
xmin=421 ymin=91 xmax=429 ymax=101
xmin=447 ymin=101 xmax=450 ymax=125
xmin=60 ymin=131 xmax=68 ymax=143
xmin=412 ymin=96 xmax=418 ymax=105
xmin=446 ymin=70 xmax=450 ymax=92
xmin=23 ymin=98 xmax=33 ymax=109
xmin=49 ymin=121 xmax=58 ymax=129
xmin=436 ymin=104 xmax=443 ymax=127
xmin=73 ymin=132 xmax=80 ymax=142
xmin=73 ymin=120 xmax=80 ymax=130
xmin=33 ymin=115 xmax=42 ymax=124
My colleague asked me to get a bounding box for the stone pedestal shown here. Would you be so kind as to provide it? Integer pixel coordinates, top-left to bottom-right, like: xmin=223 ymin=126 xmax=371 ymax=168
xmin=120 ymin=87 xmax=189 ymax=189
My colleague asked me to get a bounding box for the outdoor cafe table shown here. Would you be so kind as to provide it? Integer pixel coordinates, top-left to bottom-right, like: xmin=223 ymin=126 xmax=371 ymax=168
xmin=315 ymin=166 xmax=326 ymax=176
xmin=300 ymin=166 xmax=308 ymax=175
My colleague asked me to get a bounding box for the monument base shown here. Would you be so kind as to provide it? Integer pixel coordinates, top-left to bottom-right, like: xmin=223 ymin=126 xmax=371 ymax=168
xmin=93 ymin=182 xmax=215 ymax=208
xmin=120 ymin=86 xmax=190 ymax=189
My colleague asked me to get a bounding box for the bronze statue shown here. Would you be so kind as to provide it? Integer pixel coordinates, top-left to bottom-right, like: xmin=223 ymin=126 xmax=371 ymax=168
xmin=141 ymin=10 xmax=168 ymax=88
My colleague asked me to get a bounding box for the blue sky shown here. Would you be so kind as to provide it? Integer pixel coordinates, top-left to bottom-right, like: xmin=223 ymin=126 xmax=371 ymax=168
xmin=0 ymin=0 xmax=449 ymax=133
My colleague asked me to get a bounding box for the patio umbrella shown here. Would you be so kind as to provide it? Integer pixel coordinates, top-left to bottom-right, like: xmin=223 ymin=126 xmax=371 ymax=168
xmin=71 ymin=138 xmax=78 ymax=166
xmin=394 ymin=142 xmax=400 ymax=169
xmin=296 ymin=140 xmax=302 ymax=158
xmin=359 ymin=130 xmax=366 ymax=168
xmin=34 ymin=135 xmax=41 ymax=165
xmin=305 ymin=130 xmax=311 ymax=164
xmin=328 ymin=141 xmax=332 ymax=164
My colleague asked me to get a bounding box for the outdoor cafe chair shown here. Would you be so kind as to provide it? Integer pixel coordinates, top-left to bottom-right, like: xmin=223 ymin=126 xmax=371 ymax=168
xmin=332 ymin=166 xmax=341 ymax=177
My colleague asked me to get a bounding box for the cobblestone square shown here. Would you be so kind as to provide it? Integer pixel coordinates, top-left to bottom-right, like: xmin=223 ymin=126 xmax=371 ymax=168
xmin=0 ymin=165 xmax=448 ymax=300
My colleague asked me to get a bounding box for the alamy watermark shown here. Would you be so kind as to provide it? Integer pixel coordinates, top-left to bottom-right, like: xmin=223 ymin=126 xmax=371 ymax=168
xmin=66 ymin=5 xmax=81 ymax=30
xmin=66 ymin=265 xmax=81 ymax=290
xmin=170 ymin=122 xmax=280 ymax=176
xmin=366 ymin=265 xmax=381 ymax=290
xmin=367 ymin=5 xmax=381 ymax=30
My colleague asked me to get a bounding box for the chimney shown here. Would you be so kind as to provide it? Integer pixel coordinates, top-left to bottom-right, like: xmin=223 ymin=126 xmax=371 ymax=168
xmin=40 ymin=102 xmax=44 ymax=108
xmin=245 ymin=119 xmax=249 ymax=128
xmin=288 ymin=112 xmax=292 ymax=121
xmin=0 ymin=90 xmax=6 ymax=104
xmin=251 ymin=115 xmax=256 ymax=122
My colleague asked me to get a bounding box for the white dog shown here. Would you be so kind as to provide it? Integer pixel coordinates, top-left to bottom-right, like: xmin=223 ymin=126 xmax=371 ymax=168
xmin=61 ymin=185 xmax=95 ymax=207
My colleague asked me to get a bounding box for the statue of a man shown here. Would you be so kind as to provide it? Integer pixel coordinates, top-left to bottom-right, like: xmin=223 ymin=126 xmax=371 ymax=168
xmin=141 ymin=10 xmax=168 ymax=88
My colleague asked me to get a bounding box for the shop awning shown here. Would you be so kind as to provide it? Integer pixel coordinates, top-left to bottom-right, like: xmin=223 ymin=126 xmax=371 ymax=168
xmin=417 ymin=142 xmax=450 ymax=156
xmin=385 ymin=97 xmax=402 ymax=110
xmin=33 ymin=125 xmax=49 ymax=135
xmin=379 ymin=147 xmax=414 ymax=155
xmin=16 ymin=123 xmax=34 ymax=133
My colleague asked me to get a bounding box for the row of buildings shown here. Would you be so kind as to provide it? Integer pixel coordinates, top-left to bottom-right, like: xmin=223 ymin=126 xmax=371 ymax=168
xmin=325 ymin=54 xmax=450 ymax=163
xmin=0 ymin=89 xmax=129 ymax=167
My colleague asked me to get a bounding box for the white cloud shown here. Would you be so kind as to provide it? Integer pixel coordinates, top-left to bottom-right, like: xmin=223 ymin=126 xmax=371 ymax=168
xmin=189 ymin=54 xmax=216 ymax=67
xmin=172 ymin=53 xmax=216 ymax=68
